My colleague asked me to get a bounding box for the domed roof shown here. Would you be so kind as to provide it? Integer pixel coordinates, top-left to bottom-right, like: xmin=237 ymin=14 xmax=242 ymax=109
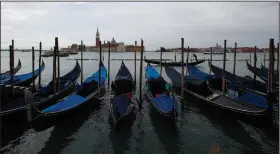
xmin=111 ymin=37 xmax=116 ymax=44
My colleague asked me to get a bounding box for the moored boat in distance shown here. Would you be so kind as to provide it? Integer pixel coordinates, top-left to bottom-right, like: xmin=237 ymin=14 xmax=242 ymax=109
xmin=203 ymin=43 xmax=228 ymax=55
xmin=42 ymin=50 xmax=69 ymax=57
xmin=144 ymin=58 xmax=205 ymax=66
xmin=68 ymin=51 xmax=78 ymax=55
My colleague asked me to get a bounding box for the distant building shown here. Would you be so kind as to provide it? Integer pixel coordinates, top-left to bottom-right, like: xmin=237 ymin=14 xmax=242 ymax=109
xmin=125 ymin=45 xmax=144 ymax=52
xmin=237 ymin=47 xmax=261 ymax=53
xmin=60 ymin=47 xmax=79 ymax=53
xmin=86 ymin=27 xmax=125 ymax=52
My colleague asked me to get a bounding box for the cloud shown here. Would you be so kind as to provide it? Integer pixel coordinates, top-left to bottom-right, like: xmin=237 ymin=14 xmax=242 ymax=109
xmin=1 ymin=2 xmax=279 ymax=50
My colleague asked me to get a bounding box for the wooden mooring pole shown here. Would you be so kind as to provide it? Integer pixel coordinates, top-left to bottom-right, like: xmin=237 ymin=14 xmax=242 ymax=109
xmin=174 ymin=52 xmax=176 ymax=61
xmin=186 ymin=46 xmax=190 ymax=75
xmin=222 ymin=40 xmax=227 ymax=93
xmin=9 ymin=44 xmax=14 ymax=99
xmin=253 ymin=46 xmax=257 ymax=81
xmin=160 ymin=47 xmax=163 ymax=76
xmin=55 ymin=37 xmax=60 ymax=92
xmin=108 ymin=41 xmax=111 ymax=88
xmin=277 ymin=43 xmax=279 ymax=77
xmin=180 ymin=38 xmax=185 ymax=110
xmin=81 ymin=40 xmax=84 ymax=85
xmin=134 ymin=41 xmax=137 ymax=82
xmin=98 ymin=41 xmax=102 ymax=95
xmin=267 ymin=38 xmax=276 ymax=128
xmin=268 ymin=39 xmax=274 ymax=92
xmin=233 ymin=43 xmax=237 ymax=76
xmin=11 ymin=40 xmax=15 ymax=86
xmin=32 ymin=47 xmax=35 ymax=90
xmin=264 ymin=48 xmax=266 ymax=67
xmin=209 ymin=47 xmax=213 ymax=75
xmin=38 ymin=42 xmax=42 ymax=88
xmin=53 ymin=44 xmax=57 ymax=95
xmin=249 ymin=50 xmax=252 ymax=65
xmin=139 ymin=39 xmax=144 ymax=110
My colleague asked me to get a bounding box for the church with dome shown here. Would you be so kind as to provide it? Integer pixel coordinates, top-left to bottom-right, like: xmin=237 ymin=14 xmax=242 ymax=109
xmin=86 ymin=27 xmax=126 ymax=52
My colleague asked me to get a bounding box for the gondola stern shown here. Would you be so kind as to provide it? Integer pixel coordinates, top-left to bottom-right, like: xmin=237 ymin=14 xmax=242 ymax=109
xmin=42 ymin=59 xmax=45 ymax=67
xmin=18 ymin=59 xmax=22 ymax=66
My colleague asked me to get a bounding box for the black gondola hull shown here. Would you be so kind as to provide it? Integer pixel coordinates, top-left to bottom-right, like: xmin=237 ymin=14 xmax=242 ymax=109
xmin=30 ymin=85 xmax=106 ymax=132
xmin=1 ymin=77 xmax=78 ymax=128
xmin=144 ymin=92 xmax=175 ymax=117
xmin=0 ymin=59 xmax=22 ymax=76
xmin=109 ymin=102 xmax=136 ymax=126
xmin=144 ymin=59 xmax=205 ymax=66
xmin=15 ymin=75 xmax=40 ymax=87
xmin=172 ymin=86 xmax=273 ymax=126
xmin=1 ymin=82 xmax=77 ymax=128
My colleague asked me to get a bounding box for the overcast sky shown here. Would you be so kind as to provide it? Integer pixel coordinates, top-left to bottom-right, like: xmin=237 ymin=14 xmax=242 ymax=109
xmin=1 ymin=2 xmax=279 ymax=50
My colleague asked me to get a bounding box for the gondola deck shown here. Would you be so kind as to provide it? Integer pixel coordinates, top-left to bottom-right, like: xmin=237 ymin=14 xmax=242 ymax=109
xmin=109 ymin=61 xmax=137 ymax=125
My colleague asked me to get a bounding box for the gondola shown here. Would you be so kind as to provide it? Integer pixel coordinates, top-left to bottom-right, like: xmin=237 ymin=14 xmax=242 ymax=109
xmin=0 ymin=59 xmax=22 ymax=79
xmin=1 ymin=61 xmax=81 ymax=128
xmin=187 ymin=64 xmax=279 ymax=109
xmin=109 ymin=61 xmax=137 ymax=125
xmin=0 ymin=60 xmax=45 ymax=86
xmin=164 ymin=65 xmax=277 ymax=125
xmin=26 ymin=61 xmax=107 ymax=131
xmin=144 ymin=63 xmax=178 ymax=117
xmin=209 ymin=61 xmax=279 ymax=98
xmin=246 ymin=61 xmax=279 ymax=86
xmin=144 ymin=58 xmax=205 ymax=66
xmin=261 ymin=63 xmax=278 ymax=74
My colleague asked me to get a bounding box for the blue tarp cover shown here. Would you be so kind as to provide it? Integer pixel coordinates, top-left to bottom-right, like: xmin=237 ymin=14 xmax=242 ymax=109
xmin=236 ymin=92 xmax=268 ymax=108
xmin=111 ymin=94 xmax=130 ymax=114
xmin=42 ymin=94 xmax=87 ymax=113
xmin=84 ymin=65 xmax=107 ymax=84
xmin=0 ymin=64 xmax=45 ymax=84
xmin=151 ymin=94 xmax=178 ymax=113
xmin=145 ymin=64 xmax=160 ymax=80
xmin=187 ymin=65 xmax=215 ymax=80
xmin=77 ymin=64 xmax=107 ymax=90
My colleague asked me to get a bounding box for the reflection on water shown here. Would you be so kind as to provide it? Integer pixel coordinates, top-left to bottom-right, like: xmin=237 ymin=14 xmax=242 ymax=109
xmin=109 ymin=110 xmax=136 ymax=154
xmin=1 ymin=51 xmax=278 ymax=154
xmin=38 ymin=101 xmax=100 ymax=154
xmin=149 ymin=106 xmax=182 ymax=154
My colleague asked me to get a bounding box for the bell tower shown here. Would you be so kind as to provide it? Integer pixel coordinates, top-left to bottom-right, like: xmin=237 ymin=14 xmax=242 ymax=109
xmin=96 ymin=27 xmax=100 ymax=47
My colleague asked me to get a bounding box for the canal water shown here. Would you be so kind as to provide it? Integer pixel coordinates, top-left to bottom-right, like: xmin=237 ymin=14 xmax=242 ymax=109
xmin=1 ymin=51 xmax=279 ymax=154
